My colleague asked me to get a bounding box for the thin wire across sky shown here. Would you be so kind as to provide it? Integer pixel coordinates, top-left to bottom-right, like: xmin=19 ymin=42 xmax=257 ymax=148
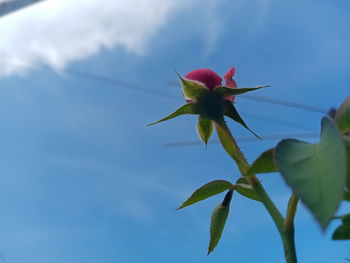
xmin=1 ymin=55 xmax=327 ymax=144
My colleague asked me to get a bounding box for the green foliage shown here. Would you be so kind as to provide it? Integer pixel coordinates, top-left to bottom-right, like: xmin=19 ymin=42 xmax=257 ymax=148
xmin=332 ymin=214 xmax=350 ymax=240
xmin=345 ymin=190 xmax=350 ymax=202
xmin=147 ymin=103 xmax=199 ymax=126
xmin=197 ymin=116 xmax=214 ymax=145
xmin=249 ymin=148 xmax=277 ymax=174
xmin=333 ymin=224 xmax=350 ymax=240
xmin=177 ymin=73 xmax=209 ymax=101
xmin=177 ymin=180 xmax=234 ymax=210
xmin=213 ymin=85 xmax=269 ymax=98
xmin=208 ymin=190 xmax=232 ymax=255
xmin=235 ymin=178 xmax=261 ymax=202
xmin=335 ymin=97 xmax=350 ymax=134
xmin=344 ymin=137 xmax=350 ymax=188
xmin=223 ymin=100 xmax=260 ymax=139
xmin=275 ymin=117 xmax=346 ymax=229
xmin=341 ymin=214 xmax=350 ymax=224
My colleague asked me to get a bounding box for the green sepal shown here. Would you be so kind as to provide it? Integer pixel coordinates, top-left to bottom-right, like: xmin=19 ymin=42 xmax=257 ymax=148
xmin=197 ymin=116 xmax=214 ymax=145
xmin=214 ymin=118 xmax=249 ymax=174
xmin=223 ymin=100 xmax=261 ymax=139
xmin=332 ymin=214 xmax=350 ymax=240
xmin=147 ymin=103 xmax=199 ymax=126
xmin=275 ymin=117 xmax=347 ymax=229
xmin=335 ymin=97 xmax=350 ymax=134
xmin=249 ymin=148 xmax=277 ymax=174
xmin=176 ymin=180 xmax=234 ymax=210
xmin=235 ymin=178 xmax=261 ymax=202
xmin=198 ymin=92 xmax=224 ymax=120
xmin=213 ymin=85 xmax=269 ymax=98
xmin=208 ymin=190 xmax=232 ymax=255
xmin=177 ymin=72 xmax=209 ymax=101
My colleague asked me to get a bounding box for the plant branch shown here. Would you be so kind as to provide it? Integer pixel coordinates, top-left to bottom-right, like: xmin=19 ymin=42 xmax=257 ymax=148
xmin=282 ymin=193 xmax=299 ymax=263
xmin=215 ymin=120 xmax=297 ymax=263
xmin=247 ymin=175 xmax=284 ymax=232
xmin=285 ymin=193 xmax=299 ymax=228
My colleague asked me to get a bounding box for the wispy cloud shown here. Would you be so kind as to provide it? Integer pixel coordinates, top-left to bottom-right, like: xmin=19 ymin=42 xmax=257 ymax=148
xmin=192 ymin=0 xmax=226 ymax=60
xmin=0 ymin=0 xmax=225 ymax=77
xmin=0 ymin=0 xmax=187 ymax=75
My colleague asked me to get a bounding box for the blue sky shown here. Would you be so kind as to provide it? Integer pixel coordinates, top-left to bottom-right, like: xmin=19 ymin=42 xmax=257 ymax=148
xmin=0 ymin=0 xmax=349 ymax=262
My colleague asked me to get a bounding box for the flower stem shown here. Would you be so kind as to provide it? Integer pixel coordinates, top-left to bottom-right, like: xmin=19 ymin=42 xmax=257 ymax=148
xmin=282 ymin=193 xmax=299 ymax=263
xmin=247 ymin=175 xmax=284 ymax=232
xmin=215 ymin=120 xmax=298 ymax=262
xmin=285 ymin=193 xmax=298 ymax=228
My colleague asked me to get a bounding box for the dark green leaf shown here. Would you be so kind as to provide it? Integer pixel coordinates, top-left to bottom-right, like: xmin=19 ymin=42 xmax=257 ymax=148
xmin=335 ymin=97 xmax=350 ymax=134
xmin=333 ymin=224 xmax=350 ymax=240
xmin=197 ymin=116 xmax=214 ymax=145
xmin=345 ymin=137 xmax=350 ymax=188
xmin=223 ymin=101 xmax=261 ymax=139
xmin=344 ymin=190 xmax=350 ymax=202
xmin=275 ymin=117 xmax=347 ymax=229
xmin=147 ymin=103 xmax=199 ymax=126
xmin=343 ymin=214 xmax=350 ymax=224
xmin=235 ymin=178 xmax=261 ymax=202
xmin=249 ymin=148 xmax=277 ymax=174
xmin=214 ymin=118 xmax=249 ymax=174
xmin=213 ymin=85 xmax=269 ymax=98
xmin=177 ymin=73 xmax=209 ymax=101
xmin=208 ymin=191 xmax=232 ymax=255
xmin=177 ymin=180 xmax=234 ymax=210
xmin=332 ymin=215 xmax=350 ymax=240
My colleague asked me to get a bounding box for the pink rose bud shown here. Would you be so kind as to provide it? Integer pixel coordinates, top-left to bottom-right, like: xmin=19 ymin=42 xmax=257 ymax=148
xmin=223 ymin=67 xmax=237 ymax=103
xmin=185 ymin=69 xmax=222 ymax=91
xmin=184 ymin=67 xmax=237 ymax=103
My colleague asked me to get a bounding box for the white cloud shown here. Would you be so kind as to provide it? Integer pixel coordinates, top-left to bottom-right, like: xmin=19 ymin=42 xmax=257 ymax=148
xmin=0 ymin=0 xmax=216 ymax=76
xmin=196 ymin=0 xmax=224 ymax=59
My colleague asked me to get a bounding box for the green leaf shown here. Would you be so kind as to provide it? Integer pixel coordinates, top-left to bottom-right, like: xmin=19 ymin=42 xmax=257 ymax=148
xmin=213 ymin=85 xmax=269 ymax=98
xmin=343 ymin=214 xmax=350 ymax=224
xmin=332 ymin=214 xmax=350 ymax=240
xmin=275 ymin=117 xmax=347 ymax=229
xmin=177 ymin=180 xmax=234 ymax=210
xmin=344 ymin=190 xmax=350 ymax=202
xmin=344 ymin=137 xmax=350 ymax=188
xmin=235 ymin=178 xmax=261 ymax=202
xmin=335 ymin=97 xmax=350 ymax=134
xmin=177 ymin=73 xmax=209 ymax=101
xmin=214 ymin=118 xmax=249 ymax=174
xmin=147 ymin=103 xmax=199 ymax=126
xmin=208 ymin=191 xmax=232 ymax=255
xmin=249 ymin=148 xmax=277 ymax=174
xmin=197 ymin=116 xmax=214 ymax=145
xmin=223 ymin=101 xmax=261 ymax=139
xmin=333 ymin=224 xmax=350 ymax=240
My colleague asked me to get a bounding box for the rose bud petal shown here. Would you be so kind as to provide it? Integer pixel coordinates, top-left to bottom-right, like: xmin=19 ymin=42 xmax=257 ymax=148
xmin=185 ymin=69 xmax=222 ymax=91
xmin=223 ymin=66 xmax=237 ymax=103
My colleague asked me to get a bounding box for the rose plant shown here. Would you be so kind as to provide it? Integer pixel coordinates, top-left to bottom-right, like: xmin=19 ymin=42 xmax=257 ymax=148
xmin=148 ymin=67 xmax=350 ymax=262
